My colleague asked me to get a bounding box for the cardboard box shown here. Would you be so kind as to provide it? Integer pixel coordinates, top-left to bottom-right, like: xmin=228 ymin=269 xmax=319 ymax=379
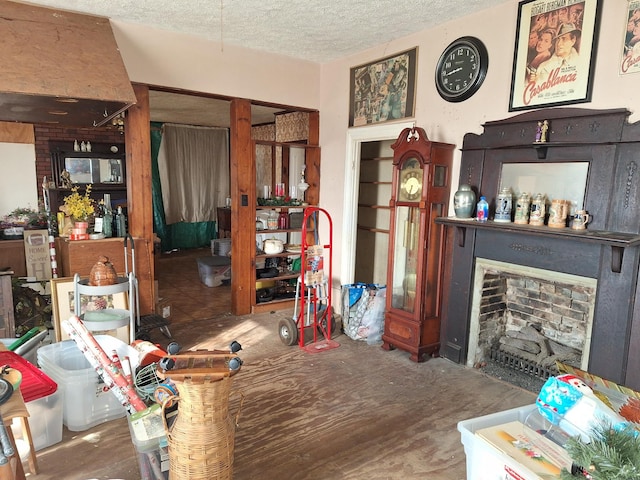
xmin=475 ymin=420 xmax=572 ymax=479
xmin=156 ymin=298 xmax=171 ymax=319
xmin=557 ymin=362 xmax=640 ymax=428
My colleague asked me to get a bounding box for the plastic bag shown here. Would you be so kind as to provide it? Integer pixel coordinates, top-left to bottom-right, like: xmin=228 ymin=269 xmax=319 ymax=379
xmin=341 ymin=283 xmax=386 ymax=344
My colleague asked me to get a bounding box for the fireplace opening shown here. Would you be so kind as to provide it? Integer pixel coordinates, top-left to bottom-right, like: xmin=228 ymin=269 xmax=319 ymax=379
xmin=467 ymin=259 xmax=597 ymax=392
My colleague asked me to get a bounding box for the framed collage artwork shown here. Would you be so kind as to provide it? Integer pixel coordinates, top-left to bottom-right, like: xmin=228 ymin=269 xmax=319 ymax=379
xmin=349 ymin=47 xmax=417 ymax=127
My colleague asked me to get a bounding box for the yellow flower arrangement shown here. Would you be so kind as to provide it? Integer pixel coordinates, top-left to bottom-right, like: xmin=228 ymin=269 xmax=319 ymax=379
xmin=62 ymin=185 xmax=95 ymax=220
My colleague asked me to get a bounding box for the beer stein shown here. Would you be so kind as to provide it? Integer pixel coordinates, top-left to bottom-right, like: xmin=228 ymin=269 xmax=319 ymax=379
xmin=548 ymin=199 xmax=569 ymax=228
xmin=514 ymin=192 xmax=531 ymax=225
xmin=529 ymin=193 xmax=546 ymax=226
xmin=571 ymin=210 xmax=591 ymax=230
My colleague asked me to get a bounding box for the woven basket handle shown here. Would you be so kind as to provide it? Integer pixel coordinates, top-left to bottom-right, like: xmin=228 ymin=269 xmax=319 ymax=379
xmin=161 ymin=395 xmax=180 ymax=440
xmin=230 ymin=390 xmax=245 ymax=427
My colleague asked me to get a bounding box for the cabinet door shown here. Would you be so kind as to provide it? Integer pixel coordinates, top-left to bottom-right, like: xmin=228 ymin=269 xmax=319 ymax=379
xmin=0 ymin=275 xmax=15 ymax=338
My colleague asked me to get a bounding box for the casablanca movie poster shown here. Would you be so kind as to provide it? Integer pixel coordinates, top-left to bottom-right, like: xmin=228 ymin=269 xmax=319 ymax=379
xmin=621 ymin=2 xmax=640 ymax=75
xmin=509 ymin=0 xmax=600 ymax=111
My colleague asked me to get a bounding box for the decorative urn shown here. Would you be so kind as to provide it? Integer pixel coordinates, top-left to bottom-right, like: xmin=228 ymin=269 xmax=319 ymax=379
xmin=453 ymin=184 xmax=476 ymax=218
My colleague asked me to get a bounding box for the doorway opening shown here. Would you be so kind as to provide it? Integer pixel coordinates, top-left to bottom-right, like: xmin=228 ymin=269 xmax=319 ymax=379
xmin=341 ymin=121 xmax=414 ymax=287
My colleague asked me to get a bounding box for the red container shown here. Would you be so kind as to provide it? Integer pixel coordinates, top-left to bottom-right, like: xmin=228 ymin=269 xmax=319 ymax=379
xmin=0 ymin=351 xmax=57 ymax=402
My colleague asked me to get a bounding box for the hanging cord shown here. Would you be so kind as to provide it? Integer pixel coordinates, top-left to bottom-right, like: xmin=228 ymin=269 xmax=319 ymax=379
xmin=220 ymin=0 xmax=224 ymax=53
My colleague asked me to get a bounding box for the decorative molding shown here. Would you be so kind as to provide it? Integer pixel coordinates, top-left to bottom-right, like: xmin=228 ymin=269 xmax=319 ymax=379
xmin=625 ymin=160 xmax=637 ymax=208
xmin=509 ymin=243 xmax=553 ymax=256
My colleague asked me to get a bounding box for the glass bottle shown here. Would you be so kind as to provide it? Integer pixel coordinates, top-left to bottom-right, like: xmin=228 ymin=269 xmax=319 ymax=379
xmin=476 ymin=196 xmax=489 ymax=222
xmin=115 ymin=206 xmax=127 ymax=237
xmin=267 ymin=210 xmax=278 ymax=230
xmin=278 ymin=210 xmax=289 ymax=229
xmin=102 ymin=204 xmax=113 ymax=238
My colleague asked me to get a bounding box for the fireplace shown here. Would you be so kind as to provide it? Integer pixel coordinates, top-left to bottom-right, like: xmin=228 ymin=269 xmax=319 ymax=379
xmin=467 ymin=258 xmax=597 ymax=381
xmin=437 ymin=108 xmax=640 ymax=390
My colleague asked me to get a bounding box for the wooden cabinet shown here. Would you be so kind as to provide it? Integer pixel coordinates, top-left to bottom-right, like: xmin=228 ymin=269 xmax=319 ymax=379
xmin=217 ymin=207 xmax=231 ymax=238
xmin=48 ymin=141 xmax=127 ymax=216
xmin=55 ymin=237 xmax=151 ymax=279
xmin=0 ymin=272 xmax=15 ymax=338
xmin=0 ymin=241 xmax=26 ymax=277
xmin=381 ymin=127 xmax=454 ymax=362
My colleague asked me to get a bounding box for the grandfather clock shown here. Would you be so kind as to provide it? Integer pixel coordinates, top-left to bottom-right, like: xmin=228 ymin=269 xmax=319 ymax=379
xmin=381 ymin=127 xmax=454 ymax=362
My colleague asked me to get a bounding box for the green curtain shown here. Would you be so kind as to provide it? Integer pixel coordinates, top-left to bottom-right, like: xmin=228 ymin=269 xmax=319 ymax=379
xmin=150 ymin=122 xmax=217 ymax=252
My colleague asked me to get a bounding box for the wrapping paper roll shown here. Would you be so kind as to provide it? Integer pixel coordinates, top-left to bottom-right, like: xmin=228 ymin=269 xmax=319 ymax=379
xmin=62 ymin=316 xmax=146 ymax=413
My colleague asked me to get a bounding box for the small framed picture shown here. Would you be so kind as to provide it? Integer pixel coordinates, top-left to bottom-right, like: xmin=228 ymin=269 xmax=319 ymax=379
xmin=51 ymin=276 xmax=128 ymax=341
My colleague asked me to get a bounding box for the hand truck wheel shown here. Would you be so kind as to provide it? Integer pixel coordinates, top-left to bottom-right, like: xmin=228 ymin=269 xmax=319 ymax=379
xmin=278 ymin=317 xmax=298 ymax=346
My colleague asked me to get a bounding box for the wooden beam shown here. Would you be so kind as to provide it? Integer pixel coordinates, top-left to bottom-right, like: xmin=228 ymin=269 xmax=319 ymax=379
xmin=306 ymin=111 xmax=320 ymax=205
xmin=125 ymin=84 xmax=155 ymax=314
xmin=230 ymin=99 xmax=253 ymax=315
xmin=0 ymin=122 xmax=33 ymax=144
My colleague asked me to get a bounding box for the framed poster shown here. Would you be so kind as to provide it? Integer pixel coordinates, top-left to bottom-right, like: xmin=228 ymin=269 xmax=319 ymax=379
xmin=621 ymin=2 xmax=640 ymax=75
xmin=509 ymin=0 xmax=601 ymax=111
xmin=51 ymin=276 xmax=128 ymax=341
xmin=349 ymin=48 xmax=417 ymax=127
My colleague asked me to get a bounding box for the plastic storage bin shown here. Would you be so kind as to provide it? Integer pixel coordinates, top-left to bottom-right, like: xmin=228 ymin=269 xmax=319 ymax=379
xmin=128 ymin=405 xmax=170 ymax=479
xmin=458 ymin=404 xmax=569 ymax=480
xmin=37 ymin=335 xmax=139 ymax=431
xmin=197 ymin=256 xmax=231 ymax=287
xmin=13 ymin=389 xmax=64 ymax=451
xmin=0 ymin=350 xmax=63 ymax=451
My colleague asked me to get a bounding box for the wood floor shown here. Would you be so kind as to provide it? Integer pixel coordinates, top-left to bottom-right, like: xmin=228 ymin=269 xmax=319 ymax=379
xmin=27 ymin=248 xmax=535 ymax=479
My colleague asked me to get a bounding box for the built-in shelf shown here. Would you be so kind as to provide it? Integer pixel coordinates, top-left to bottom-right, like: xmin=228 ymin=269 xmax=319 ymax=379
xmin=436 ymin=216 xmax=640 ymax=273
xmin=462 ymin=141 xmax=617 ymax=160
xmin=357 ymin=225 xmax=389 ymax=234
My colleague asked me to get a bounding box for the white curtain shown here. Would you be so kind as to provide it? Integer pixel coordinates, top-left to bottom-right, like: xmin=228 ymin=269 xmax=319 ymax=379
xmin=157 ymin=124 xmax=229 ymax=225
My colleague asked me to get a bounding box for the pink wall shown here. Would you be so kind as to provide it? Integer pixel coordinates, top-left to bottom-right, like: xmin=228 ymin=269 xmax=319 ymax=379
xmin=110 ymin=3 xmax=640 ymax=285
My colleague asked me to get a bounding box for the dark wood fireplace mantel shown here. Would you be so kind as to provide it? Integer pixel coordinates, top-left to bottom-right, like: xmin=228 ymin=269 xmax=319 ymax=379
xmin=439 ymin=107 xmax=640 ymax=390
xmin=436 ymin=217 xmax=640 ymax=273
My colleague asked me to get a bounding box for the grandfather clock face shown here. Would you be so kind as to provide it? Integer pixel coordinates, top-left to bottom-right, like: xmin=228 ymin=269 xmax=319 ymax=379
xmin=397 ymin=157 xmax=423 ymax=202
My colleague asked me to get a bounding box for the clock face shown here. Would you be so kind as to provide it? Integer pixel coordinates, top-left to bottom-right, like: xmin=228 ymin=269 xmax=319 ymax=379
xmin=436 ymin=37 xmax=488 ymax=103
xmin=398 ymin=158 xmax=423 ymax=202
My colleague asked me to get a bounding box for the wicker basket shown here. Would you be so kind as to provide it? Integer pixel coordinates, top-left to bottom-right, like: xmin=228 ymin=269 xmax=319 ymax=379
xmin=164 ymin=376 xmax=241 ymax=480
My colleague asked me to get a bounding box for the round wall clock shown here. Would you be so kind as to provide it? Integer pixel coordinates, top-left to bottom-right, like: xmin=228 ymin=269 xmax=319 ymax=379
xmin=435 ymin=36 xmax=488 ymax=103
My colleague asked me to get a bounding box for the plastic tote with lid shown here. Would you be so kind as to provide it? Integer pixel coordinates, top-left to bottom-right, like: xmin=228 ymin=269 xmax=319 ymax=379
xmin=37 ymin=335 xmax=139 ymax=431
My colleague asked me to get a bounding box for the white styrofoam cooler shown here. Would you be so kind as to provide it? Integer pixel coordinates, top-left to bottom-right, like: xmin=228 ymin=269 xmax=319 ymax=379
xmin=458 ymin=404 xmax=545 ymax=480
xmin=37 ymin=335 xmax=139 ymax=431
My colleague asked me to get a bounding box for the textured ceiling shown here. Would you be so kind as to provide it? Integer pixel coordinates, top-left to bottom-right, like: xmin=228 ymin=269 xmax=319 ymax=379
xmin=21 ymin=0 xmax=507 ymax=64
xmin=16 ymin=0 xmax=508 ymax=127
